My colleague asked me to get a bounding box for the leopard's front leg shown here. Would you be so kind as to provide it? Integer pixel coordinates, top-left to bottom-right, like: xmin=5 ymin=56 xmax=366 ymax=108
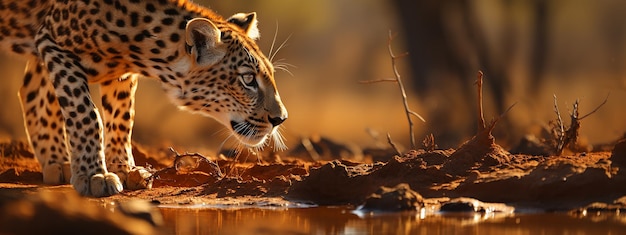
xmin=37 ymin=44 xmax=122 ymax=197
xmin=101 ymin=74 xmax=152 ymax=190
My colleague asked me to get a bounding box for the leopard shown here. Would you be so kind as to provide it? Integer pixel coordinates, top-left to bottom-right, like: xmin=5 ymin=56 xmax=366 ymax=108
xmin=0 ymin=0 xmax=288 ymax=197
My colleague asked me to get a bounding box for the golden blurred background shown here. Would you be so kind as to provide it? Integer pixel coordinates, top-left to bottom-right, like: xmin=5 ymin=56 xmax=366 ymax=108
xmin=1 ymin=0 xmax=625 ymax=153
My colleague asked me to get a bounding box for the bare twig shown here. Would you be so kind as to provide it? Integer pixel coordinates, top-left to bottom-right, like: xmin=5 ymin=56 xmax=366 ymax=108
xmin=552 ymin=95 xmax=566 ymax=153
xmin=169 ymin=147 xmax=180 ymax=156
xmin=360 ymin=31 xmax=426 ymax=150
xmin=563 ymin=99 xmax=581 ymax=153
xmin=389 ymin=37 xmax=424 ymax=149
xmin=473 ymin=71 xmax=516 ymax=135
xmin=387 ymin=133 xmax=403 ymax=157
xmin=358 ymin=78 xmax=398 ymax=84
xmin=301 ymin=137 xmax=321 ymax=161
xmin=475 ymin=71 xmax=486 ymax=131
xmin=408 ymin=111 xmax=426 ymax=122
xmin=422 ymin=133 xmax=437 ymax=152
xmin=499 ymin=102 xmax=517 ymax=120
xmin=387 ymin=33 xmax=427 ymax=148
xmin=547 ymin=94 xmax=608 ymax=155
xmin=579 ymin=93 xmax=609 ymax=120
xmin=169 ymin=147 xmax=212 ymax=173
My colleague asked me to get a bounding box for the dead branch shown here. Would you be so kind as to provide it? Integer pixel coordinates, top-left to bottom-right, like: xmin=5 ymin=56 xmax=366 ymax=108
xmin=547 ymin=94 xmax=608 ymax=155
xmin=476 ymin=71 xmax=486 ymax=131
xmin=387 ymin=133 xmax=403 ymax=157
xmin=360 ymin=31 xmax=426 ymax=150
xmin=579 ymin=93 xmax=609 ymax=120
xmin=386 ymin=31 xmax=423 ymax=149
xmin=563 ymin=99 xmax=581 ymax=153
xmin=301 ymin=137 xmax=321 ymax=161
xmin=550 ymin=95 xmax=566 ymax=153
xmin=422 ymin=133 xmax=437 ymax=152
xmin=408 ymin=111 xmax=426 ymax=122
xmin=169 ymin=147 xmax=212 ymax=173
xmin=169 ymin=147 xmax=180 ymax=156
xmin=474 ymin=71 xmax=516 ymax=134
xmin=499 ymin=102 xmax=517 ymax=120
xmin=358 ymin=78 xmax=397 ymax=84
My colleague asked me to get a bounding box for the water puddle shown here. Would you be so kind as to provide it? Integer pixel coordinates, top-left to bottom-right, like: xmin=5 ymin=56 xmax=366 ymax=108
xmin=157 ymin=205 xmax=626 ymax=235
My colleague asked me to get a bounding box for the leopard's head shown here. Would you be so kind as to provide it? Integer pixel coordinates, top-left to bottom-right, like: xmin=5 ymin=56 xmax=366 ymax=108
xmin=170 ymin=12 xmax=288 ymax=149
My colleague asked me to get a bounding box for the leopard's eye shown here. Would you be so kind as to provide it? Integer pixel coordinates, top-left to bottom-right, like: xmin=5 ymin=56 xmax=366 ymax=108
xmin=239 ymin=72 xmax=258 ymax=90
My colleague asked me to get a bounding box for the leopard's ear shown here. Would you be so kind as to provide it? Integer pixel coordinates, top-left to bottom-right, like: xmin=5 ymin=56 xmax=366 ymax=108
xmin=185 ymin=18 xmax=226 ymax=66
xmin=227 ymin=12 xmax=259 ymax=40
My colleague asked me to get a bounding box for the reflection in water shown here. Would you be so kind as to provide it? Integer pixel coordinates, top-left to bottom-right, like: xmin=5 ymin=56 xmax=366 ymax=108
xmin=159 ymin=206 xmax=626 ymax=235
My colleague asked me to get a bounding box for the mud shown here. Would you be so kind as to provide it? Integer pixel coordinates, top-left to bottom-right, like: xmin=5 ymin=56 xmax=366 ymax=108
xmin=2 ymin=137 xmax=626 ymax=207
xmin=1 ymin=135 xmax=626 ymax=232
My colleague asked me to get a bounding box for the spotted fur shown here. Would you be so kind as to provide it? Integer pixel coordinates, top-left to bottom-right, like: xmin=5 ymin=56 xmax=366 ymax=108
xmin=1 ymin=0 xmax=288 ymax=197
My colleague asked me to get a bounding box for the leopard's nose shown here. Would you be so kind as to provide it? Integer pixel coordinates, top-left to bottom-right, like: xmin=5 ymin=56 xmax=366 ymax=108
xmin=268 ymin=115 xmax=287 ymax=127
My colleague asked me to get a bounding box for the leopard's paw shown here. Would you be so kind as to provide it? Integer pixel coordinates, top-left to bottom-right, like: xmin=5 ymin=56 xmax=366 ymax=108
xmin=42 ymin=162 xmax=71 ymax=185
xmin=71 ymin=172 xmax=123 ymax=197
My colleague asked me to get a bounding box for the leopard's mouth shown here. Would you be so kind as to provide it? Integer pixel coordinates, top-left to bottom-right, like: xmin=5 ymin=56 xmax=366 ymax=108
xmin=230 ymin=120 xmax=269 ymax=146
xmin=230 ymin=120 xmax=261 ymax=136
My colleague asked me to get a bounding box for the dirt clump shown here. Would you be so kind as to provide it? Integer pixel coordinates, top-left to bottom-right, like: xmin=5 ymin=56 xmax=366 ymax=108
xmin=287 ymin=160 xmax=382 ymax=205
xmin=439 ymin=197 xmax=514 ymax=213
xmin=442 ymin=120 xmax=511 ymax=176
xmin=2 ymin=136 xmax=626 ymax=212
xmin=360 ymin=183 xmax=424 ymax=212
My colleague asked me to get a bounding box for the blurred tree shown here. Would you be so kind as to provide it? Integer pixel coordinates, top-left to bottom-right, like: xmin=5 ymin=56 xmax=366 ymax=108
xmin=391 ymin=0 xmax=550 ymax=145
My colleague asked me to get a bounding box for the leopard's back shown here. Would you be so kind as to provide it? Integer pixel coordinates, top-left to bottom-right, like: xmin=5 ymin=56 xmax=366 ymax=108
xmin=0 ymin=0 xmax=51 ymax=56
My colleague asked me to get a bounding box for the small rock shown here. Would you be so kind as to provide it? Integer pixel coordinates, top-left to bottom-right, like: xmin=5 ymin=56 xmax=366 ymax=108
xmin=440 ymin=198 xmax=478 ymax=212
xmin=510 ymin=135 xmax=551 ymax=156
xmin=360 ymin=183 xmax=424 ymax=211
xmin=440 ymin=197 xmax=514 ymax=213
